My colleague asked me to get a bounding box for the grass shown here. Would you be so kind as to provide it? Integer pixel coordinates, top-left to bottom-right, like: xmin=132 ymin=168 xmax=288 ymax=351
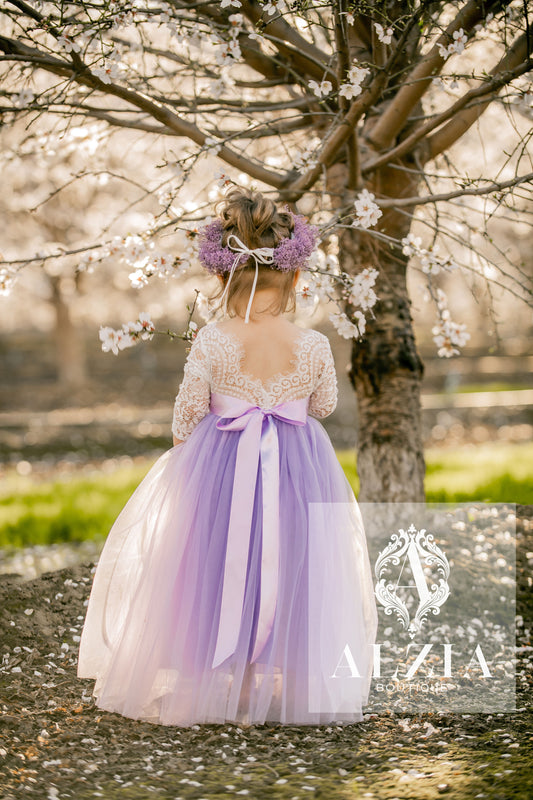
xmin=446 ymin=381 xmax=533 ymax=393
xmin=1 ymin=441 xmax=532 ymax=548
xmin=0 ymin=464 xmax=146 ymax=549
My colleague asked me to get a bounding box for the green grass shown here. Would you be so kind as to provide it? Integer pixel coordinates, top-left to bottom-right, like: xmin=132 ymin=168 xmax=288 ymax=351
xmin=335 ymin=440 xmax=532 ymax=504
xmin=448 ymin=381 xmax=533 ymax=393
xmin=0 ymin=465 xmax=149 ymax=548
xmin=1 ymin=441 xmax=532 ymax=548
xmin=423 ymin=440 xmax=533 ymax=503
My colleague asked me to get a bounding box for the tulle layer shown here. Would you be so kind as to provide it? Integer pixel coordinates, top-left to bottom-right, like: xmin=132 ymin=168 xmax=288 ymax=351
xmin=77 ymin=410 xmax=378 ymax=726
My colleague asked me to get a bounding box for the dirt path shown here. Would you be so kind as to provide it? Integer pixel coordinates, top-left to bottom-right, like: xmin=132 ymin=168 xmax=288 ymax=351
xmin=1 ymin=508 xmax=532 ymax=800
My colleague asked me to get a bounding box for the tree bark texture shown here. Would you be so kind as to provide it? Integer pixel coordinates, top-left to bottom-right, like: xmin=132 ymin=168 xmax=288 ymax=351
xmin=336 ymin=162 xmax=426 ymax=502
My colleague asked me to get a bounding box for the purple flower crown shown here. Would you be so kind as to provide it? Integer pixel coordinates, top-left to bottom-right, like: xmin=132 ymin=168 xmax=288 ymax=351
xmin=197 ymin=212 xmax=319 ymax=274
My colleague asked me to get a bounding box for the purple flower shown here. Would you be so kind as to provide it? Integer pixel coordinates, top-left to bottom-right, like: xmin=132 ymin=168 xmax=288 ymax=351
xmin=197 ymin=213 xmax=318 ymax=274
xmin=198 ymin=220 xmax=248 ymax=274
xmin=274 ymin=214 xmax=319 ymax=271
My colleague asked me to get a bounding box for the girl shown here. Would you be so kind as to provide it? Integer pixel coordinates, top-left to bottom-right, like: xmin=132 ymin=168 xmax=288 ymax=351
xmin=77 ymin=187 xmax=378 ymax=727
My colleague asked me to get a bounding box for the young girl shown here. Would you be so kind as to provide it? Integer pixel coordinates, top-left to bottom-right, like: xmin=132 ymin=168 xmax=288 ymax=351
xmin=77 ymin=187 xmax=378 ymax=727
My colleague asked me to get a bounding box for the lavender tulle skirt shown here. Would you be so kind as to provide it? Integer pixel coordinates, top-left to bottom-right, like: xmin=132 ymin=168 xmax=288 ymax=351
xmin=77 ymin=400 xmax=378 ymax=727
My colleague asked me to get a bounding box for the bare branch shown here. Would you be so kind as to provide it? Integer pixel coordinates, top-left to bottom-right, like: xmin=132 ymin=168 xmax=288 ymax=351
xmin=281 ymin=20 xmax=425 ymax=200
xmin=367 ymin=0 xmax=501 ymax=151
xmin=362 ymin=41 xmax=533 ymax=174
xmin=376 ymin=171 xmax=533 ymax=208
xmin=425 ymin=32 xmax=532 ymax=161
xmin=237 ymin=0 xmax=335 ymax=82
xmin=0 ymin=34 xmax=287 ymax=189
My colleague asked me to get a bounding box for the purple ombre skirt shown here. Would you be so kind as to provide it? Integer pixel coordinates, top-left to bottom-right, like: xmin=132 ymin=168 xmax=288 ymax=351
xmin=77 ymin=393 xmax=378 ymax=726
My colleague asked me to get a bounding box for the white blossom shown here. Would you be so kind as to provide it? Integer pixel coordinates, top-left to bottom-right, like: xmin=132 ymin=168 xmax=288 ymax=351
xmin=475 ymin=11 xmax=494 ymax=31
xmin=352 ymin=189 xmax=383 ymax=229
xmin=209 ymin=69 xmax=236 ymax=98
xmin=401 ymin=234 xmax=423 ymax=256
xmin=99 ymin=326 xmax=135 ymax=355
xmin=136 ymin=312 xmax=156 ymax=339
xmin=292 ymin=139 xmax=320 ymax=172
xmin=0 ymin=267 xmax=16 ymax=296
xmin=342 ymin=12 xmax=355 ymax=26
xmin=228 ymin=13 xmax=244 ymax=31
xmin=110 ymin=9 xmax=135 ymax=29
xmin=349 ymin=285 xmax=377 ymax=310
xmin=348 ymin=64 xmax=370 ymax=85
xmin=339 ymin=82 xmax=363 ymax=100
xmin=421 ymin=252 xmax=440 ymax=274
xmin=329 ymin=311 xmax=365 ymax=339
xmin=347 ymin=267 xmax=379 ymax=309
xmin=374 ymin=23 xmax=393 ymax=44
xmin=403 ymin=237 xmax=458 ymax=273
xmin=214 ymin=39 xmax=242 ymax=66
xmin=450 ymin=28 xmax=468 ymax=54
xmin=221 ymin=0 xmax=242 ymax=7
xmin=129 ymin=269 xmax=149 ymax=288
xmin=296 ymin=285 xmax=318 ymax=311
xmin=248 ymin=31 xmax=266 ymax=44
xmin=148 ymin=252 xmax=174 ymax=278
xmin=93 ymin=60 xmax=122 ymax=84
xmin=169 ymin=161 xmax=184 ymax=178
xmin=214 ymin=168 xmax=233 ymax=188
xmin=99 ymin=313 xmax=155 ymax=355
xmin=431 ymin=289 xmax=470 ymax=357
xmin=262 ymin=0 xmax=288 ymax=16
xmin=302 ymin=266 xmax=335 ymax=299
xmin=57 ymin=34 xmax=81 ymax=54
xmin=437 ymin=27 xmax=467 ymax=58
xmin=122 ymin=235 xmax=149 ymax=266
xmin=187 ymin=320 xmax=199 ymax=339
xmin=205 ymin=135 xmax=223 ymax=154
xmin=308 ymin=79 xmax=333 ymax=98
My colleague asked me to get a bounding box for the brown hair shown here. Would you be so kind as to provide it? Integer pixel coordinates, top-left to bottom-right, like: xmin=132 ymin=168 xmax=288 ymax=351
xmin=208 ymin=187 xmax=297 ymax=319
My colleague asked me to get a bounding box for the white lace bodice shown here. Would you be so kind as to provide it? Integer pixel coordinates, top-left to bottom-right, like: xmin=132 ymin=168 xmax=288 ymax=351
xmin=172 ymin=322 xmax=338 ymax=442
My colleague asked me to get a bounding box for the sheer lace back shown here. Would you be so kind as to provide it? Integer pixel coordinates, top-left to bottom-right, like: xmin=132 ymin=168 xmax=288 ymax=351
xmin=172 ymin=321 xmax=338 ymax=441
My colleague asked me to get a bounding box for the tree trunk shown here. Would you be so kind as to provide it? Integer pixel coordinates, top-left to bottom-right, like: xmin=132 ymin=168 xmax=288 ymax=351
xmin=335 ymin=163 xmax=426 ymax=502
xmin=49 ymin=275 xmax=87 ymax=390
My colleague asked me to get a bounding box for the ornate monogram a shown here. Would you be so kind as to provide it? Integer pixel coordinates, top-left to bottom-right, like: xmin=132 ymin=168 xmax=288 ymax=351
xmin=374 ymin=523 xmax=450 ymax=639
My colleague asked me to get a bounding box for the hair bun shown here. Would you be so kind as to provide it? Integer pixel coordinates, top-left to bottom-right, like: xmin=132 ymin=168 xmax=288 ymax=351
xmin=217 ymin=187 xmax=293 ymax=250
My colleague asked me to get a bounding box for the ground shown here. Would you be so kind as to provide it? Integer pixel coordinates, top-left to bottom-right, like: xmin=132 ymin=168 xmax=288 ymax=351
xmin=0 ymin=507 xmax=531 ymax=800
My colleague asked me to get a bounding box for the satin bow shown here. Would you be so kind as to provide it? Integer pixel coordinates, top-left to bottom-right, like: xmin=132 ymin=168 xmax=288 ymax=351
xmin=210 ymin=391 xmax=308 ymax=668
xmin=219 ymin=234 xmax=275 ymax=324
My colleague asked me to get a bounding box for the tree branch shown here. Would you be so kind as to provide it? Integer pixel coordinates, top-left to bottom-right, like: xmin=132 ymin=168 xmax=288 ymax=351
xmin=376 ymin=171 xmax=533 ymax=208
xmin=280 ymin=14 xmax=420 ymax=201
xmin=362 ymin=40 xmax=532 ymax=175
xmin=237 ymin=0 xmax=334 ymax=81
xmin=0 ymin=34 xmax=286 ymax=189
xmin=424 ymin=32 xmax=532 ymax=162
xmin=366 ymin=0 xmax=501 ymax=151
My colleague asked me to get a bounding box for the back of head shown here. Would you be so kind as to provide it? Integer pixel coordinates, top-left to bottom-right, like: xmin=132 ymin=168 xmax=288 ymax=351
xmin=218 ymin=187 xmax=294 ymax=251
xmin=210 ymin=187 xmax=297 ymax=319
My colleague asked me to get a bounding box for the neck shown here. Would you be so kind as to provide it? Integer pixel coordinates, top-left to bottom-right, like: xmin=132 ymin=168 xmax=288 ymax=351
xmin=232 ymin=288 xmax=282 ymax=321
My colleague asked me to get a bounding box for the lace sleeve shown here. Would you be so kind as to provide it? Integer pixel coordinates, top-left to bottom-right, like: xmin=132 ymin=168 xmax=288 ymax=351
xmin=308 ymin=337 xmax=338 ymax=419
xmin=172 ymin=328 xmax=211 ymax=442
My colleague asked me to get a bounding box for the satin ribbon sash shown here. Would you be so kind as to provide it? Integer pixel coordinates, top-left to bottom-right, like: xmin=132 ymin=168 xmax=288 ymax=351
xmin=210 ymin=391 xmax=308 ymax=668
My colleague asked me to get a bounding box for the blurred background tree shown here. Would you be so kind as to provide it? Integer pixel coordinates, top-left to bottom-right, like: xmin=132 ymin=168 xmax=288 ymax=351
xmin=0 ymin=0 xmax=532 ymax=501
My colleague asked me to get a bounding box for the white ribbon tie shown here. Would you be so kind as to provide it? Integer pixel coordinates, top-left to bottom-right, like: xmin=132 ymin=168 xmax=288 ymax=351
xmin=219 ymin=234 xmax=275 ymax=324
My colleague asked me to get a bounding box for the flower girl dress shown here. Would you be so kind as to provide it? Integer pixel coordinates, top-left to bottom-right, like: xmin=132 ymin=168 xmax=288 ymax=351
xmin=77 ymin=321 xmax=378 ymax=726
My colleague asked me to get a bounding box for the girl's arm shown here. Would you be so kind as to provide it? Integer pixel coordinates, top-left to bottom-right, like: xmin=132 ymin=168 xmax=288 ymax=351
xmin=172 ymin=328 xmax=211 ymax=446
xmin=308 ymin=338 xmax=338 ymax=419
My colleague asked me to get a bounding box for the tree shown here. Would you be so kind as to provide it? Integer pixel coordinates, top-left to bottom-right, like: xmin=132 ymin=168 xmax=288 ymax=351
xmin=1 ymin=0 xmax=532 ymax=500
